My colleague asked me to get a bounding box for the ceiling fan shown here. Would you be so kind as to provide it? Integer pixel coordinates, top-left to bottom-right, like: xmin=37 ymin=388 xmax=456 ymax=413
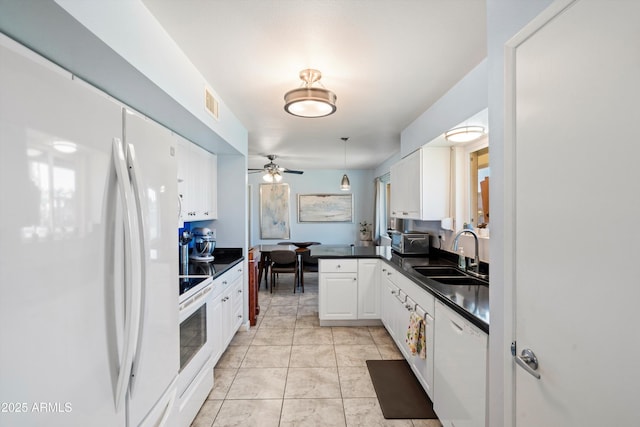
xmin=248 ymin=154 xmax=304 ymax=182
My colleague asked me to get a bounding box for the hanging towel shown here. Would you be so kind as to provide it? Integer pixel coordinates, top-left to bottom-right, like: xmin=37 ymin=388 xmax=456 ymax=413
xmin=406 ymin=311 xmax=424 ymax=356
xmin=417 ymin=318 xmax=426 ymax=360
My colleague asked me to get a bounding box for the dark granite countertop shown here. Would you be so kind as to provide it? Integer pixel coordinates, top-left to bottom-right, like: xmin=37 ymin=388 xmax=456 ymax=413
xmin=310 ymin=245 xmax=489 ymax=333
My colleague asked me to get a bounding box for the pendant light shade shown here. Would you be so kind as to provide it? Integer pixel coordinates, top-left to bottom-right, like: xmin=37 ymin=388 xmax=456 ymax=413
xmin=284 ymin=69 xmax=337 ymax=118
xmin=340 ymin=137 xmax=351 ymax=191
xmin=340 ymin=174 xmax=351 ymax=191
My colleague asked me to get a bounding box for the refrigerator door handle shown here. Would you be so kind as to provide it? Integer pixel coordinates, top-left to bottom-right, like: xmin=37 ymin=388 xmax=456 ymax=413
xmin=125 ymin=141 xmax=148 ymax=395
xmin=112 ymin=137 xmax=143 ymax=410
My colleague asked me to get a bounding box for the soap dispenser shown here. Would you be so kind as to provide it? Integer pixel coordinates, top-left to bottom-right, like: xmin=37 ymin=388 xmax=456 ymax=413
xmin=458 ymin=247 xmax=466 ymax=270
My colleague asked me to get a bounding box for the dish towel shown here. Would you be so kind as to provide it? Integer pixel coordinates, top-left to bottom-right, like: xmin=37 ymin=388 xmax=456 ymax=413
xmin=406 ymin=312 xmax=426 ymax=359
xmin=418 ymin=319 xmax=426 ymax=359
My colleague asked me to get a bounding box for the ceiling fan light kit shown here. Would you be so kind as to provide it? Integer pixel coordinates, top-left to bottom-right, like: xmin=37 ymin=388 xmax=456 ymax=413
xmin=248 ymin=154 xmax=304 ymax=182
xmin=263 ymin=171 xmax=283 ymax=183
xmin=284 ymin=69 xmax=337 ymax=118
xmin=444 ymin=125 xmax=486 ymax=143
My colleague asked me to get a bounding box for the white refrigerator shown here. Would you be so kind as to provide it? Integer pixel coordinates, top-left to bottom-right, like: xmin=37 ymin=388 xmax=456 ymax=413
xmin=0 ymin=35 xmax=179 ymax=426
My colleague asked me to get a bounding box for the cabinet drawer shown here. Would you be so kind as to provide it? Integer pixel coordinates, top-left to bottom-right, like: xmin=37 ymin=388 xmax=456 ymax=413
xmin=319 ymin=259 xmax=358 ymax=273
xmin=215 ymin=263 xmax=243 ymax=287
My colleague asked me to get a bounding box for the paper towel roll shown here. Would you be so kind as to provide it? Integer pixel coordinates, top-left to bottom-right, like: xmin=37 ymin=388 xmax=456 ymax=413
xmin=441 ymin=217 xmax=453 ymax=230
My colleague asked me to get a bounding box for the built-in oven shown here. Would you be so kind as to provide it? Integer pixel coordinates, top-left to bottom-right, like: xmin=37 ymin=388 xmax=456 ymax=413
xmin=177 ymin=277 xmax=214 ymax=400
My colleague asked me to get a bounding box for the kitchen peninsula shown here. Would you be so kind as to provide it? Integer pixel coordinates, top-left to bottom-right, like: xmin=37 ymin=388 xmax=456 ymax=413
xmin=310 ymin=244 xmax=489 ymax=331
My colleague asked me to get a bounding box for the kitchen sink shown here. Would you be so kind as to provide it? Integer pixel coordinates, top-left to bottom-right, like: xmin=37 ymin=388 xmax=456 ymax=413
xmin=413 ymin=266 xmax=467 ymax=277
xmin=430 ymin=276 xmax=488 ymax=287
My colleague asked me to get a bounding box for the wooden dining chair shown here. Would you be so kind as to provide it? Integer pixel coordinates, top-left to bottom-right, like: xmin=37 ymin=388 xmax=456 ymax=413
xmin=269 ymin=250 xmax=299 ymax=293
xmin=257 ymin=251 xmax=271 ymax=289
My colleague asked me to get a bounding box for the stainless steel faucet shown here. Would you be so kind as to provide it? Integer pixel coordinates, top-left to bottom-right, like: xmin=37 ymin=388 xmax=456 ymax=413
xmin=453 ymin=229 xmax=487 ymax=279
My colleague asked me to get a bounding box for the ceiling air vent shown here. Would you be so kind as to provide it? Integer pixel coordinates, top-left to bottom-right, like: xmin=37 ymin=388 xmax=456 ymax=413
xmin=204 ymin=87 xmax=219 ymax=120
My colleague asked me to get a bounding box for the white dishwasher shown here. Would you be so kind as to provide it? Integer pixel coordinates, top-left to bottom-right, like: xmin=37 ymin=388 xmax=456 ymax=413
xmin=434 ymin=301 xmax=488 ymax=427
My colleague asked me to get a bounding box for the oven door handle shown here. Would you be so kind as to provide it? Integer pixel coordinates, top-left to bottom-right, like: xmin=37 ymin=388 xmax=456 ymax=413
xmin=112 ymin=137 xmax=143 ymax=410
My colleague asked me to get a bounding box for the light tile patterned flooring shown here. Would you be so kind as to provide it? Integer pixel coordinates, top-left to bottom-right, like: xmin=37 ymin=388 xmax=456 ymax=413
xmin=191 ymin=273 xmax=442 ymax=427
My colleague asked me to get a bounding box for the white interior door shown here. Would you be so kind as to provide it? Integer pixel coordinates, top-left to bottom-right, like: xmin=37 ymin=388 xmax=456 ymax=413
xmin=507 ymin=1 xmax=640 ymax=425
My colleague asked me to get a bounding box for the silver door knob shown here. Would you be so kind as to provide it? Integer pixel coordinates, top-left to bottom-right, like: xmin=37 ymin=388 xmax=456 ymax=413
xmin=514 ymin=348 xmax=541 ymax=379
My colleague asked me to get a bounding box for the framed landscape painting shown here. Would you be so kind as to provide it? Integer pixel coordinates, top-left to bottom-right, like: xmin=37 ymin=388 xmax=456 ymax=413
xmin=297 ymin=193 xmax=353 ymax=223
xmin=260 ymin=183 xmax=290 ymax=239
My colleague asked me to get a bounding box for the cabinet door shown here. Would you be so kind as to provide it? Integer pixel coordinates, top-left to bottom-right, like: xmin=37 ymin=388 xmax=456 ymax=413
xmin=176 ymin=136 xmax=190 ymax=222
xmin=190 ymin=144 xmax=207 ymax=220
xmin=319 ymin=273 xmax=358 ymax=320
xmin=392 ymin=293 xmax=409 ymax=358
xmin=380 ymin=267 xmax=397 ymax=332
xmin=209 ymin=294 xmax=224 ymax=366
xmin=230 ymin=271 xmax=244 ymax=332
xmin=220 ymin=285 xmax=234 ymax=348
xmin=420 ymin=147 xmax=450 ymax=220
xmin=357 ymin=259 xmax=380 ymax=319
xmin=390 ymin=150 xmax=421 ymax=218
xmin=407 ymin=310 xmax=435 ymax=400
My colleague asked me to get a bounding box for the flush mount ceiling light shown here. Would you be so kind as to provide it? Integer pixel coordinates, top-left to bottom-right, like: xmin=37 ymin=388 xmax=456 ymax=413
xmin=284 ymin=69 xmax=337 ymax=118
xmin=444 ymin=126 xmax=486 ymax=143
xmin=340 ymin=137 xmax=351 ymax=191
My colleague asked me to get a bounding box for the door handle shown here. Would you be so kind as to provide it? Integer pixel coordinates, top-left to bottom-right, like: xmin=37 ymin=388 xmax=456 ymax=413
xmin=514 ymin=348 xmax=541 ymax=379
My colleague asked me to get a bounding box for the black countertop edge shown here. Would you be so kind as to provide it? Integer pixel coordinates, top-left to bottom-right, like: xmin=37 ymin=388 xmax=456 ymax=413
xmin=384 ymin=256 xmax=489 ymax=334
xmin=210 ymin=256 xmax=244 ymax=280
xmin=311 ymin=245 xmax=489 ymax=333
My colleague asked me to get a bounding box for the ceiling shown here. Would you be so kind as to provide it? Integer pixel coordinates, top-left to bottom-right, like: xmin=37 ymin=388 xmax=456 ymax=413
xmin=142 ymin=0 xmax=487 ymax=171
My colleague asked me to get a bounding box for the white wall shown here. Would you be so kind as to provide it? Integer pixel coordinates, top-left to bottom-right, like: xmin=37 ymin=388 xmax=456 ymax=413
xmin=248 ymin=169 xmax=375 ymax=246
xmin=486 ymin=1 xmax=554 ymax=427
xmin=401 ymin=59 xmax=488 ymax=157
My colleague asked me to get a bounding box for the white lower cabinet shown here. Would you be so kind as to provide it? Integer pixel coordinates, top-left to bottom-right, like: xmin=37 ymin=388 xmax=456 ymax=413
xmin=318 ymin=259 xmax=381 ymax=323
xmin=211 ymin=264 xmax=244 ymax=366
xmin=319 ymin=259 xmax=358 ymax=320
xmin=380 ymin=267 xmax=399 ymax=336
xmin=357 ymin=259 xmax=380 ymax=319
xmin=434 ymin=301 xmax=487 ymax=427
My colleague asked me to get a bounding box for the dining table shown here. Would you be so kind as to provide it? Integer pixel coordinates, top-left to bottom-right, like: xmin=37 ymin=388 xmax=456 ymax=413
xmin=256 ymin=243 xmax=316 ymax=290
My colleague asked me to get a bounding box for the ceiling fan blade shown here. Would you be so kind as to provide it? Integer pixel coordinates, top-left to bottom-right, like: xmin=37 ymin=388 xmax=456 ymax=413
xmin=248 ymin=169 xmax=264 ymax=174
xmin=283 ymin=168 xmax=304 ymax=174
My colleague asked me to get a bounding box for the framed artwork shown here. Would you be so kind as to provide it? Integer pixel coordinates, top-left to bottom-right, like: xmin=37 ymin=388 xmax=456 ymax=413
xmin=259 ymin=183 xmax=290 ymax=239
xmin=297 ymin=193 xmax=354 ymax=223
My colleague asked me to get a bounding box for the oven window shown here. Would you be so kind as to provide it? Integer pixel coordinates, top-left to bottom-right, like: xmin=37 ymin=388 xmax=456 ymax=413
xmin=179 ymin=304 xmax=207 ymax=371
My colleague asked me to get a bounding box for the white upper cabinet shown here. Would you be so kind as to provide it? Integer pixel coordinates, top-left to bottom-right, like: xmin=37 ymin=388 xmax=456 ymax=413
xmin=176 ymin=136 xmax=218 ymax=222
xmin=390 ymin=146 xmax=450 ymax=220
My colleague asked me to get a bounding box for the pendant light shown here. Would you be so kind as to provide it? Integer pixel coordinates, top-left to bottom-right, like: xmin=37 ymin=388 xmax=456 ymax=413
xmin=284 ymin=69 xmax=337 ymax=118
xmin=340 ymin=137 xmax=351 ymax=191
